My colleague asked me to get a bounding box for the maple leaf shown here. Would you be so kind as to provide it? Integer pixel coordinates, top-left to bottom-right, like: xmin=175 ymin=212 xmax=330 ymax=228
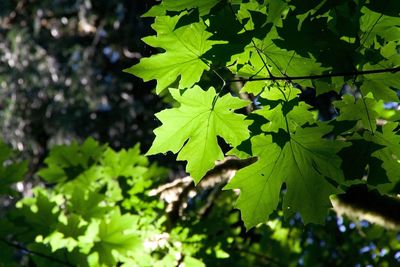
xmin=225 ymin=125 xmax=348 ymax=228
xmin=261 ymin=83 xmax=301 ymax=101
xmin=251 ymin=84 xmax=314 ymax=133
xmin=147 ymin=86 xmax=251 ymax=183
xmin=256 ymin=102 xmax=314 ymax=133
xmin=360 ymin=64 xmax=400 ymax=101
xmin=258 ymin=37 xmax=325 ymax=81
xmin=241 ymin=81 xmax=268 ymax=95
xmin=364 ymin=122 xmax=400 ymax=192
xmin=81 ymin=209 xmax=142 ymax=266
xmin=360 ymin=7 xmax=400 ymax=48
xmin=333 ymin=93 xmax=379 ymax=132
xmin=124 ymin=15 xmax=223 ymax=94
xmin=230 ymin=30 xmax=327 ymax=88
xmin=100 ymin=146 xmax=148 ymax=179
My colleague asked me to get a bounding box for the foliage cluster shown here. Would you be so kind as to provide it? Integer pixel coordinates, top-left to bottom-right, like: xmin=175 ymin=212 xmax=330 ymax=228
xmin=0 ymin=139 xmax=206 ymax=266
xmin=127 ymin=0 xmax=400 ymax=228
xmin=1 ymin=140 xmax=400 ymax=266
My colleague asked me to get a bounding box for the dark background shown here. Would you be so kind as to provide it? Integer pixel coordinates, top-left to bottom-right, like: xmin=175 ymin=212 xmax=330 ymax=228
xmin=0 ymin=0 xmax=168 ymax=173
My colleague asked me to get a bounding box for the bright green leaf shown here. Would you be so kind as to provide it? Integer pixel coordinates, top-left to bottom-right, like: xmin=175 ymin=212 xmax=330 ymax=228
xmin=147 ymin=86 xmax=251 ymax=182
xmin=125 ymin=15 xmax=223 ymax=93
xmin=226 ymin=125 xmax=348 ymax=227
xmin=256 ymin=102 xmax=314 ymax=133
xmin=92 ymin=209 xmax=142 ymax=266
xmin=360 ymin=7 xmax=400 ymax=48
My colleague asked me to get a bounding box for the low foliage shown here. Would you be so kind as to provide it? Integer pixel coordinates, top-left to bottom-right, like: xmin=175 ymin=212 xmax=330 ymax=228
xmin=1 ymin=140 xmax=400 ymax=266
xmin=1 ymin=139 xmax=215 ymax=266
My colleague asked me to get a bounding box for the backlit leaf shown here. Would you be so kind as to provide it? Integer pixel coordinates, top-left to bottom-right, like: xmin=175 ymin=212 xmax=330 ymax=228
xmin=147 ymin=86 xmax=251 ymax=182
xmin=225 ymin=125 xmax=348 ymax=227
xmin=124 ymin=15 xmax=223 ymax=94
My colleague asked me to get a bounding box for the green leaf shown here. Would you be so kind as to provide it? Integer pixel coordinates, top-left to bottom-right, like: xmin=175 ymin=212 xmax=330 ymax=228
xmin=124 ymin=15 xmax=223 ymax=94
xmin=360 ymin=7 xmax=400 ymax=48
xmin=370 ymin=148 xmax=400 ymax=189
xmin=0 ymin=141 xmax=11 ymax=163
xmin=41 ymin=214 xmax=87 ymax=252
xmin=241 ymin=81 xmax=267 ymax=95
xmin=254 ymin=85 xmax=314 ymax=133
xmin=364 ymin=122 xmax=400 ymax=191
xmin=143 ymin=0 xmax=221 ymax=17
xmin=26 ymin=243 xmax=70 ymax=267
xmin=338 ymin=136 xmax=387 ymax=183
xmin=256 ymin=102 xmax=314 ymax=133
xmin=67 ymin=187 xmax=113 ymax=220
xmin=0 ymin=161 xmax=28 ymax=195
xmin=183 ymin=256 xmax=206 ymax=267
xmin=381 ymin=41 xmax=400 ymax=66
xmin=0 ymin=140 xmax=27 ymax=195
xmin=333 ymin=93 xmax=379 ymax=132
xmin=87 ymin=209 xmax=142 ymax=266
xmin=360 ymin=64 xmax=400 ymax=101
xmin=15 ymin=188 xmax=62 ymax=238
xmin=225 ymin=125 xmax=348 ymax=228
xmin=231 ymin=30 xmax=327 ymax=88
xmin=265 ymin=0 xmax=288 ymax=27
xmin=260 ymin=83 xmax=301 ymax=101
xmin=147 ymin=86 xmax=251 ymax=182
xmin=100 ymin=145 xmax=148 ymax=179
xmin=258 ymin=36 xmax=326 ymax=81
xmin=38 ymin=138 xmax=105 ymax=183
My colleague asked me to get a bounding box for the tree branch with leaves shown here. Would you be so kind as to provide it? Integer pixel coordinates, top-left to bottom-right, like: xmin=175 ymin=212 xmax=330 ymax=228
xmin=126 ymin=0 xmax=400 ymax=229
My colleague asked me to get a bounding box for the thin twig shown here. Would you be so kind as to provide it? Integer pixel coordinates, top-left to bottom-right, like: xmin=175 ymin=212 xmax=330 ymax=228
xmin=228 ymin=67 xmax=400 ymax=82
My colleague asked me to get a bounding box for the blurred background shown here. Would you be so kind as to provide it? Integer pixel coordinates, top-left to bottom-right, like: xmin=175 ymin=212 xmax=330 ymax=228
xmin=0 ymin=0 xmax=165 ymax=172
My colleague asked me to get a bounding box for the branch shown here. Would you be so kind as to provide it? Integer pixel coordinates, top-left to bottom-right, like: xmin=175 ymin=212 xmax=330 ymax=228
xmin=149 ymin=156 xmax=256 ymax=223
xmin=152 ymin=157 xmax=400 ymax=229
xmin=228 ymin=67 xmax=400 ymax=82
xmin=332 ymin=185 xmax=400 ymax=230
